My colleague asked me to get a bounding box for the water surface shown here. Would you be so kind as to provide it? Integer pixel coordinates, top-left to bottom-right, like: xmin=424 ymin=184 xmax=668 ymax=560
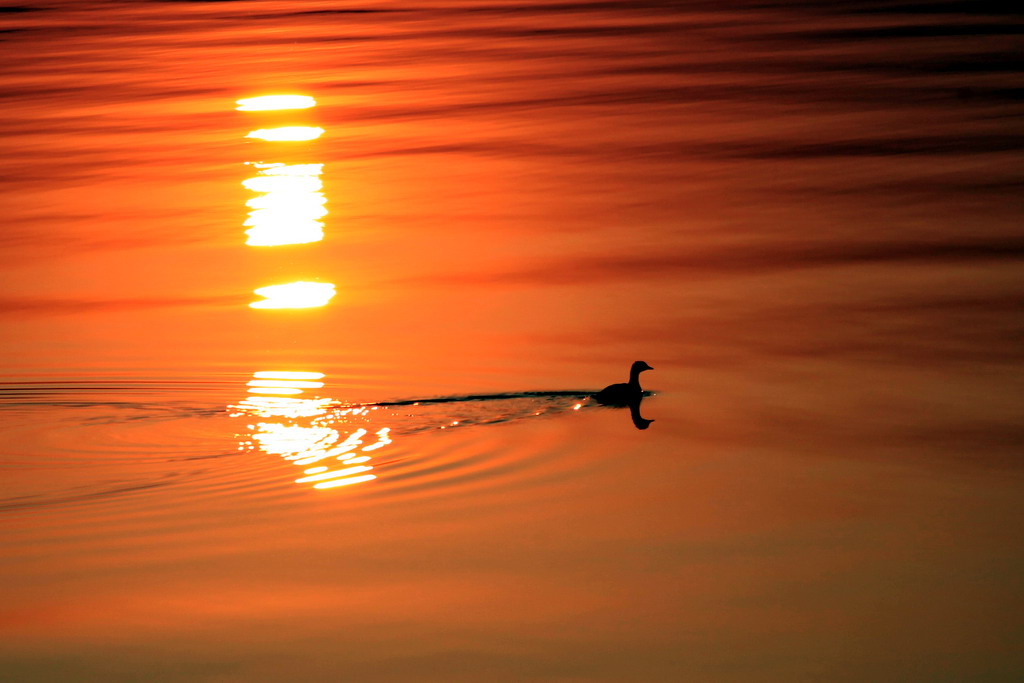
xmin=1 ymin=1 xmax=1022 ymax=680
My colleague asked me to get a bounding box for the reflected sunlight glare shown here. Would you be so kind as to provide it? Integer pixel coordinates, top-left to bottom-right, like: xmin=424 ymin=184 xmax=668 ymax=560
xmin=231 ymin=98 xmax=380 ymax=490
xmin=234 ymin=396 xmax=334 ymax=418
xmin=253 ymin=371 xmax=325 ymax=380
xmin=242 ymin=163 xmax=327 ymax=247
xmin=230 ymin=372 xmax=392 ymax=491
xmin=246 ymin=127 xmax=324 ymax=142
xmin=249 ymin=281 xmax=336 ymax=309
xmin=256 ymin=163 xmax=323 ymax=177
xmin=235 ymin=95 xmax=317 ymax=111
xmin=295 ymin=465 xmax=373 ymax=484
xmin=247 ymin=379 xmax=325 ymax=389
xmin=314 ymin=474 xmax=378 ymax=489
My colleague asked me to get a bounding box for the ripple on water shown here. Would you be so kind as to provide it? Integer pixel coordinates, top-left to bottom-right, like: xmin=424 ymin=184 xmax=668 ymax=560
xmin=0 ymin=380 xmax=248 ymax=516
xmin=230 ymin=389 xmax=604 ymax=504
xmin=0 ymin=379 xmax=629 ymax=526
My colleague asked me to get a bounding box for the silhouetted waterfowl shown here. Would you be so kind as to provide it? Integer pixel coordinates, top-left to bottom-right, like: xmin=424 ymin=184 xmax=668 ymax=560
xmin=628 ymin=400 xmax=654 ymax=430
xmin=593 ymin=361 xmax=653 ymax=407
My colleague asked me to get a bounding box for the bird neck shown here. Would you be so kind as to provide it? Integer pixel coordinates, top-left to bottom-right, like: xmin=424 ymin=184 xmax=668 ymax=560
xmin=628 ymin=368 xmax=644 ymax=386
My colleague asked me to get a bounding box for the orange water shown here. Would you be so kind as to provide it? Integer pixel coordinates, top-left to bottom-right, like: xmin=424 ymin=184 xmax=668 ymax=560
xmin=1 ymin=1 xmax=1021 ymax=680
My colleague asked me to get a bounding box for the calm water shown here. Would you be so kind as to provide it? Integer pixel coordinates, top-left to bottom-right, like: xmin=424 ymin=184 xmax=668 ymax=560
xmin=1 ymin=1 xmax=1022 ymax=680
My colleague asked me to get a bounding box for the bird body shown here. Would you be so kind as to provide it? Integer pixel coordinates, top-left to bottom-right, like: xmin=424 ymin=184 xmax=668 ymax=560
xmin=593 ymin=360 xmax=653 ymax=407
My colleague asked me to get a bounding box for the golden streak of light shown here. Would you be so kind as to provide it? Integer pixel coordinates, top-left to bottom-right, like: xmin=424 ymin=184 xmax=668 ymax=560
xmin=242 ymin=165 xmax=327 ymax=247
xmin=249 ymin=281 xmax=336 ymax=309
xmin=242 ymin=175 xmax=322 ymax=193
xmin=246 ymin=194 xmax=327 ymax=211
xmin=247 ymin=387 xmax=304 ymax=395
xmin=360 ymin=427 xmax=392 ymax=452
xmin=254 ymin=163 xmax=324 ymax=176
xmin=293 ymin=428 xmax=366 ymax=466
xmin=236 ymin=95 xmax=317 ymax=111
xmin=293 ymin=447 xmax=352 ymax=467
xmin=340 ymin=428 xmax=368 ymax=444
xmin=232 ymin=371 xmax=390 ymax=492
xmin=293 ymin=441 xmax=359 ymax=466
xmin=244 ymin=203 xmax=326 ymax=217
xmin=246 ymin=126 xmax=324 ymax=142
xmin=245 ymin=222 xmax=324 ymax=247
xmin=247 ymin=379 xmax=325 ymax=389
xmin=314 ymin=474 xmax=377 ymax=489
xmin=337 ymin=407 xmax=371 ymax=417
xmin=253 ymin=371 xmax=325 ymax=380
xmin=295 ymin=465 xmax=373 ymax=484
xmin=231 ymin=396 xmax=333 ymax=419
xmin=251 ymin=424 xmax=339 ymax=458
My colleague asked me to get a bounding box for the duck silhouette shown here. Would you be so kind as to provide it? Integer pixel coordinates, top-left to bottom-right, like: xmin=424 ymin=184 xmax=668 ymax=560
xmin=593 ymin=361 xmax=653 ymax=407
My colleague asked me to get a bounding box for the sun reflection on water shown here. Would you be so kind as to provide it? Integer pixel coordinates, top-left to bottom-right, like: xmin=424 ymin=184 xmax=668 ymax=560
xmin=235 ymin=95 xmax=317 ymax=111
xmin=233 ymin=97 xmax=372 ymax=488
xmin=249 ymin=281 xmax=336 ymax=309
xmin=253 ymin=371 xmax=325 ymax=381
xmin=230 ymin=372 xmax=391 ymax=491
xmin=242 ymin=162 xmax=327 ymax=246
xmin=246 ymin=126 xmax=324 ymax=142
xmin=247 ymin=379 xmax=325 ymax=390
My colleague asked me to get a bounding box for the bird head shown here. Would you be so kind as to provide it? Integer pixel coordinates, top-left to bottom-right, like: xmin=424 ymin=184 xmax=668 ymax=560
xmin=632 ymin=360 xmax=653 ymax=373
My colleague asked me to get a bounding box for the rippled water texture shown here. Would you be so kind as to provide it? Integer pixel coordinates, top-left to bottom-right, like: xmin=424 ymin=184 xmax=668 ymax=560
xmin=1 ymin=1 xmax=1022 ymax=680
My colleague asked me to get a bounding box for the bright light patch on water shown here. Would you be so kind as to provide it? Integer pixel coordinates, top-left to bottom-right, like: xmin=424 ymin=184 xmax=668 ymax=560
xmin=246 ymin=126 xmax=324 ymax=142
xmin=236 ymin=95 xmax=317 ymax=111
xmin=361 ymin=427 xmax=392 ymax=452
xmin=243 ymin=175 xmax=322 ymax=194
xmin=295 ymin=465 xmax=373 ymax=484
xmin=232 ymin=373 xmax=387 ymax=492
xmin=249 ymin=281 xmax=336 ymax=309
xmin=242 ymin=163 xmax=327 ymax=246
xmin=232 ymin=396 xmax=333 ymax=419
xmin=252 ymin=423 xmax=339 ymax=459
xmin=247 ymin=379 xmax=325 ymax=390
xmin=253 ymin=371 xmax=325 ymax=380
xmin=314 ymin=474 xmax=377 ymax=489
xmin=255 ymin=163 xmax=323 ymax=177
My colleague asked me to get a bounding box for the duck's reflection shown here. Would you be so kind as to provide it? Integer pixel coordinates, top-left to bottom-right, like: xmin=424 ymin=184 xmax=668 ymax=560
xmin=231 ymin=372 xmax=392 ymax=490
xmin=628 ymin=398 xmax=654 ymax=430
